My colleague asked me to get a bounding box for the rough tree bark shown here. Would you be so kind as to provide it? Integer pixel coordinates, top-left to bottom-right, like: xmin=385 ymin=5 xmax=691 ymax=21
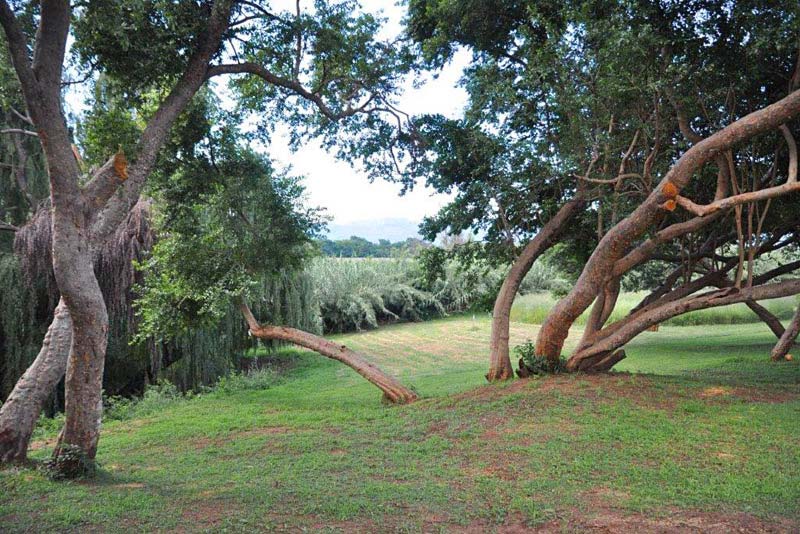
xmin=535 ymin=89 xmax=800 ymax=368
xmin=238 ymin=300 xmax=417 ymax=404
xmin=770 ymin=305 xmax=800 ymax=361
xmin=0 ymin=300 xmax=71 ymax=463
xmin=746 ymin=300 xmax=785 ymax=339
xmin=486 ymin=196 xmax=584 ymax=381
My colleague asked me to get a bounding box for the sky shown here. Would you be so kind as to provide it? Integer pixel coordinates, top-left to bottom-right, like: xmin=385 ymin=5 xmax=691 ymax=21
xmin=263 ymin=1 xmax=471 ymax=236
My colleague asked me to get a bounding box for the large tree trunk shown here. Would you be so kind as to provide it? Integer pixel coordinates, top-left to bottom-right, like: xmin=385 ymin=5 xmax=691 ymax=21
xmin=486 ymin=197 xmax=584 ymax=381
xmin=770 ymin=305 xmax=800 ymax=361
xmin=535 ymin=89 xmax=800 ymax=364
xmin=0 ymin=300 xmax=71 ymax=463
xmin=238 ymin=301 xmax=417 ymax=404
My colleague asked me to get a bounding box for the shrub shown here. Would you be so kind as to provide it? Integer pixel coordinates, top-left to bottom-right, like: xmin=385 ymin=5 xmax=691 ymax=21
xmin=213 ymin=368 xmax=281 ymax=394
xmin=514 ymin=340 xmax=567 ymax=375
xmin=104 ymin=379 xmax=182 ymax=421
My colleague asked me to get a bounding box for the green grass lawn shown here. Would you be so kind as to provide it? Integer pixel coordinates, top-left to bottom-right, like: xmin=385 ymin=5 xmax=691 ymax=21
xmin=1 ymin=317 xmax=798 ymax=532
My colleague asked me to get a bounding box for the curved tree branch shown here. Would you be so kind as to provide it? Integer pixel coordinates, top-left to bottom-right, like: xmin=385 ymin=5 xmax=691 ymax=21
xmin=238 ymin=299 xmax=417 ymax=404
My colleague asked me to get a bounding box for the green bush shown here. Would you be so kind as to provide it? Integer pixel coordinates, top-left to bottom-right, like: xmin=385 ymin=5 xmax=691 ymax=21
xmin=104 ymin=379 xmax=183 ymax=421
xmin=212 ymin=368 xmax=281 ymax=395
xmin=514 ymin=340 xmax=567 ymax=374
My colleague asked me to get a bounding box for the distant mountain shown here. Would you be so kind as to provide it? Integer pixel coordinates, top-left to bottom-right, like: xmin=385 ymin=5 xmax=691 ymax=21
xmin=326 ymin=218 xmax=422 ymax=242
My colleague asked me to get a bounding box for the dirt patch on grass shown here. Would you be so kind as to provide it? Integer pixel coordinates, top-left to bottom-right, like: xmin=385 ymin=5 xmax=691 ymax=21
xmin=730 ymin=387 xmax=799 ymax=404
xmin=177 ymin=499 xmax=233 ymax=532
xmin=557 ymin=509 xmax=797 ymax=533
xmin=455 ymin=372 xmax=797 ymax=414
xmin=454 ymin=373 xmax=681 ymax=412
xmin=28 ymin=437 xmax=57 ymax=451
xmin=447 ymin=509 xmax=797 ymax=533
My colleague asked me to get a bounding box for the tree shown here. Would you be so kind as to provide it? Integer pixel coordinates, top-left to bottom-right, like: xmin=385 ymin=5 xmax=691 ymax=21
xmin=407 ymin=0 xmax=800 ymax=375
xmin=0 ymin=0 xmax=417 ymax=472
xmin=529 ymin=1 xmax=800 ymax=371
xmin=404 ymin=1 xmax=596 ymax=379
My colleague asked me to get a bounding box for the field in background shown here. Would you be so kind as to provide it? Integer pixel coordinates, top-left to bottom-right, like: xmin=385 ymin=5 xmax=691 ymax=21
xmin=511 ymin=291 xmax=799 ymax=327
xmin=2 ymin=316 xmax=798 ymax=532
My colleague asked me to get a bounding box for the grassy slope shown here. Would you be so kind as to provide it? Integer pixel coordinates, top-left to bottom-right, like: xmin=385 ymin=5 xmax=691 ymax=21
xmin=1 ymin=317 xmax=798 ymax=533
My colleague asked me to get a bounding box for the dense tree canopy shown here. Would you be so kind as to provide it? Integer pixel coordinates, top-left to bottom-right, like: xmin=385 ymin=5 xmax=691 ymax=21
xmin=406 ymin=0 xmax=800 ymax=376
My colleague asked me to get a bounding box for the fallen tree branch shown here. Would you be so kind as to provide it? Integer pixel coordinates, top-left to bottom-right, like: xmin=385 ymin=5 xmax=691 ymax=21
xmin=238 ymin=299 xmax=417 ymax=404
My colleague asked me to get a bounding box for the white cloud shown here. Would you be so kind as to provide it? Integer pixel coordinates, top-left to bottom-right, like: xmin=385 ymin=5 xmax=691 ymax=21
xmin=264 ymin=1 xmax=470 ymax=229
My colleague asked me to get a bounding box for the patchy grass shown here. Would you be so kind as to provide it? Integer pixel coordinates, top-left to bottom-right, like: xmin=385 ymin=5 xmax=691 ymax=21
xmin=1 ymin=317 xmax=798 ymax=532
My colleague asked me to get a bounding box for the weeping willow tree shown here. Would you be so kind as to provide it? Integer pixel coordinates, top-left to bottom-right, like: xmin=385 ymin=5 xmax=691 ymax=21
xmin=1 ymin=198 xmax=322 ymax=402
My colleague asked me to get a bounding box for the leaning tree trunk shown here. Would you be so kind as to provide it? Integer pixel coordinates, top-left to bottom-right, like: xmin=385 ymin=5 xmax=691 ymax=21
xmin=535 ymin=89 xmax=800 ymax=364
xmin=487 ymin=197 xmax=584 ymax=381
xmin=770 ymin=305 xmax=800 ymax=361
xmin=0 ymin=300 xmax=71 ymax=463
xmin=48 ymin=170 xmax=112 ymax=470
xmin=238 ymin=301 xmax=417 ymax=404
xmin=746 ymin=300 xmax=786 ymax=339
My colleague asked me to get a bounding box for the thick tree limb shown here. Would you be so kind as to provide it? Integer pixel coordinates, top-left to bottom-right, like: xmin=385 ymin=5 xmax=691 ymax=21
xmin=611 ymin=212 xmax=725 ymax=278
xmin=0 ymin=300 xmax=72 ymax=463
xmin=81 ymin=152 xmax=128 ymax=211
xmin=745 ymin=300 xmax=785 ymax=339
xmin=674 ymin=124 xmax=798 ymax=216
xmin=486 ymin=195 xmax=585 ymax=381
xmin=536 ymin=89 xmax=800 ymax=362
xmin=238 ymin=300 xmax=417 ymax=404
xmin=770 ymin=305 xmax=800 ymax=361
xmin=91 ymin=0 xmax=234 ymax=242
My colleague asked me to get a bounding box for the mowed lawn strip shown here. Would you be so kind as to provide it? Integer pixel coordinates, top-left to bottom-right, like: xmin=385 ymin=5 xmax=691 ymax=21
xmin=1 ymin=316 xmax=798 ymax=532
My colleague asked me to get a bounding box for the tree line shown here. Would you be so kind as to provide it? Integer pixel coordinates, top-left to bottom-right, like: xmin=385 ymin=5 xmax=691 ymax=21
xmin=317 ymin=236 xmax=430 ymax=257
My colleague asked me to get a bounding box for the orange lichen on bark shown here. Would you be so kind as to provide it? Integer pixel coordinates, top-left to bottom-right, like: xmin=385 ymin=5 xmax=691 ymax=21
xmin=662 ymin=199 xmax=677 ymax=211
xmin=113 ymin=150 xmax=128 ymax=181
xmin=662 ymin=181 xmax=678 ymax=199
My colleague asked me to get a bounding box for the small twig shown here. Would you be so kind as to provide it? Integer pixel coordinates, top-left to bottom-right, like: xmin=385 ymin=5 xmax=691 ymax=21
xmin=0 ymin=220 xmax=19 ymax=232
xmin=0 ymin=128 xmax=37 ymax=137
